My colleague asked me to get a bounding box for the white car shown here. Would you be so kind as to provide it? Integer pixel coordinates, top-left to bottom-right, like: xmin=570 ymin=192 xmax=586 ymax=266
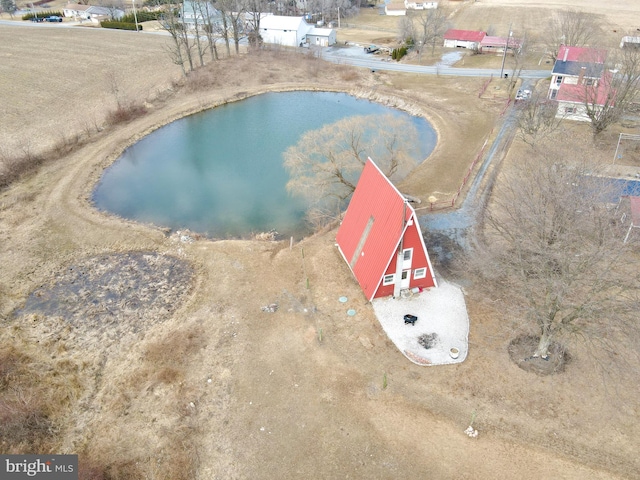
xmin=515 ymin=89 xmax=531 ymax=101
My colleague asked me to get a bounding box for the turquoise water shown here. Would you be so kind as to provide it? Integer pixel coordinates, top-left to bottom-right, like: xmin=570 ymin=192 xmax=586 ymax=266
xmin=93 ymin=91 xmax=437 ymax=238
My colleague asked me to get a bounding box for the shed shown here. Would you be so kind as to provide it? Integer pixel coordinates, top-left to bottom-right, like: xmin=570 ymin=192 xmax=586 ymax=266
xmin=479 ymin=35 xmax=522 ymax=54
xmin=385 ymin=2 xmax=407 ymax=15
xmin=336 ymin=159 xmax=437 ymax=301
xmin=620 ymin=36 xmax=640 ymax=49
xmin=306 ymin=26 xmax=337 ymax=46
xmin=443 ymin=29 xmax=486 ymax=49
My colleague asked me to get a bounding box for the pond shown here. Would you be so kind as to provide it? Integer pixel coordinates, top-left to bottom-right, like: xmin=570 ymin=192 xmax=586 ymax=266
xmin=93 ymin=91 xmax=437 ymax=239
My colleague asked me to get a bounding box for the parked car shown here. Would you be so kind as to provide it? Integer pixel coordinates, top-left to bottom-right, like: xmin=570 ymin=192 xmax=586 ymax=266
xmin=30 ymin=16 xmax=45 ymax=22
xmin=364 ymin=44 xmax=379 ymax=54
xmin=46 ymin=16 xmax=63 ymax=22
xmin=515 ymin=89 xmax=531 ymax=101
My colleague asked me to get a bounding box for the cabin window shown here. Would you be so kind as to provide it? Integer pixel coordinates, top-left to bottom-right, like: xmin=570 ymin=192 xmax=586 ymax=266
xmin=383 ymin=274 xmax=395 ymax=286
xmin=414 ymin=268 xmax=427 ymax=279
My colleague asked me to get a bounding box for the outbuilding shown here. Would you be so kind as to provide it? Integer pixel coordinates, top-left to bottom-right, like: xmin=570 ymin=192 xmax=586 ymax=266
xmin=443 ymin=29 xmax=486 ymax=50
xmin=305 ymin=26 xmax=337 ymax=46
xmin=259 ymin=15 xmax=312 ymax=47
xmin=336 ymin=159 xmax=437 ymax=301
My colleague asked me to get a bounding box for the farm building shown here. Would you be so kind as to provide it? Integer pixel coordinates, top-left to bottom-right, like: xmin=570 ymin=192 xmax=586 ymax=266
xmin=385 ymin=2 xmax=407 ymax=15
xmin=620 ymin=36 xmax=640 ymax=48
xmin=306 ymin=26 xmax=337 ymax=47
xmin=405 ymin=1 xmax=438 ymax=10
xmin=336 ymin=159 xmax=437 ymax=301
xmin=259 ymin=15 xmax=335 ymax=47
xmin=479 ymin=35 xmax=522 ymax=54
xmin=443 ymin=29 xmax=486 ymax=50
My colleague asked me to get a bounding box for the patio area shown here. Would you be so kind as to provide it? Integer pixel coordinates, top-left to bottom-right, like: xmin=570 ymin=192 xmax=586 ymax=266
xmin=371 ymin=278 xmax=469 ymax=365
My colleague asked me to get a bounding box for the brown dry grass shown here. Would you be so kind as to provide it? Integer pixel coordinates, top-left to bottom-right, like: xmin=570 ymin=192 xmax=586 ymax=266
xmin=1 ymin=2 xmax=640 ymax=478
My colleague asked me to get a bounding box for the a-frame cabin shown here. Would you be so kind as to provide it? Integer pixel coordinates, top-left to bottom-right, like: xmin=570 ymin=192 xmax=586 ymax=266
xmin=336 ymin=158 xmax=437 ymax=301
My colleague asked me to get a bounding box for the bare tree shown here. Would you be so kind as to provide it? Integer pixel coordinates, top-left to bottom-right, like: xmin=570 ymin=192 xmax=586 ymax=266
xmin=195 ymin=0 xmax=220 ymax=61
xmin=414 ymin=7 xmax=450 ymax=59
xmin=160 ymin=7 xmax=193 ymax=75
xmin=398 ymin=15 xmax=416 ymax=46
xmin=226 ymin=7 xmax=246 ymax=54
xmin=99 ymin=0 xmax=125 ymax=19
xmin=583 ymin=47 xmax=640 ymax=136
xmin=284 ymin=114 xmax=421 ymax=219
xmin=469 ymin=145 xmax=640 ymax=360
xmin=544 ymin=9 xmax=603 ymax=61
xmin=515 ymin=91 xmax=565 ymax=147
xmin=243 ymin=0 xmax=265 ymax=49
xmin=214 ymin=0 xmax=235 ymax=57
xmin=0 ymin=0 xmax=17 ymax=17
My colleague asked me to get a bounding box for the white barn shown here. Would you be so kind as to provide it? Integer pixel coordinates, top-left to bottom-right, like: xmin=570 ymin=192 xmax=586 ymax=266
xmin=259 ymin=15 xmax=311 ymax=47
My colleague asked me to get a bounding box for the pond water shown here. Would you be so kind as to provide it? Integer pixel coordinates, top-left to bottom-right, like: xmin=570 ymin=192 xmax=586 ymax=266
xmin=93 ymin=91 xmax=437 ymax=238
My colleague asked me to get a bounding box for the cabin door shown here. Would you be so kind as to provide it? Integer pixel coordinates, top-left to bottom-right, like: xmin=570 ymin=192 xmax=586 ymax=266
xmin=401 ymin=270 xmax=411 ymax=289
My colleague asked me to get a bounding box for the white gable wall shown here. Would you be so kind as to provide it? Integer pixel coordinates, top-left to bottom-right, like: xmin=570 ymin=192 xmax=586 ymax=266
xmin=260 ymin=15 xmax=311 ymax=47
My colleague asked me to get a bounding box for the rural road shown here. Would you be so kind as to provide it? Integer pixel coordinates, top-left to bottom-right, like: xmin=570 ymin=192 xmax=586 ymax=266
xmin=321 ymin=45 xmax=552 ymax=79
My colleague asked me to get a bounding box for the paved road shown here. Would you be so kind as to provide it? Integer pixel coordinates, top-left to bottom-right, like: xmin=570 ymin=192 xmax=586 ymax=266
xmin=321 ymin=46 xmax=551 ymax=79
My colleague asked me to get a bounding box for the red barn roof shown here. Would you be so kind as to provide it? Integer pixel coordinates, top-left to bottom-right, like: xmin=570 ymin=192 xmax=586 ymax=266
xmin=336 ymin=159 xmax=436 ymax=300
xmin=444 ymin=29 xmax=486 ymax=42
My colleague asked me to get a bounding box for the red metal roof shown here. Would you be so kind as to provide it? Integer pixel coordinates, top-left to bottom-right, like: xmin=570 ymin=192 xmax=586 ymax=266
xmin=479 ymin=35 xmax=522 ymax=49
xmin=557 ymin=45 xmax=607 ymax=63
xmin=556 ymin=72 xmax=615 ymax=106
xmin=336 ymin=159 xmax=414 ymax=301
xmin=444 ymin=29 xmax=486 ymax=42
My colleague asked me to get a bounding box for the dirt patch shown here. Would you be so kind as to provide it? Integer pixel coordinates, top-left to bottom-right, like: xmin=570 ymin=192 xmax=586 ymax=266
xmin=508 ymin=335 xmax=571 ymax=376
xmin=15 ymin=252 xmax=193 ymax=346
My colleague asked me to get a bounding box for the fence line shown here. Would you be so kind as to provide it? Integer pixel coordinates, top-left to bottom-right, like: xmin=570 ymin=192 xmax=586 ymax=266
xmin=420 ymin=138 xmax=489 ymax=212
xmin=478 ymin=75 xmax=493 ymax=98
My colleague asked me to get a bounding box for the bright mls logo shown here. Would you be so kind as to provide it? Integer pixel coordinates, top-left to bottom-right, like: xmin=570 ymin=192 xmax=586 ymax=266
xmin=1 ymin=455 xmax=78 ymax=479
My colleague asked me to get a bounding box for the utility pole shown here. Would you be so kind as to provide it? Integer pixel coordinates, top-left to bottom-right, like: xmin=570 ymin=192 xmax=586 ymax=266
xmin=500 ymin=23 xmax=512 ymax=79
xmin=132 ymin=0 xmax=139 ymax=32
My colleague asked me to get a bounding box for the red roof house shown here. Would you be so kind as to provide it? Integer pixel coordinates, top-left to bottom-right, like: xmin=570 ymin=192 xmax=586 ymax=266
xmin=548 ymin=46 xmax=615 ymax=122
xmin=336 ymin=159 xmax=437 ymax=301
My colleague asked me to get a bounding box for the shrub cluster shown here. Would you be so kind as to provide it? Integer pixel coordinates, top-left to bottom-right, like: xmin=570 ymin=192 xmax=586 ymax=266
xmin=392 ymin=45 xmax=408 ymax=61
xmin=105 ymin=102 xmax=147 ymax=125
xmin=22 ymin=10 xmax=63 ymax=20
xmin=120 ymin=11 xmax=161 ymax=23
xmin=100 ymin=20 xmax=142 ymax=30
